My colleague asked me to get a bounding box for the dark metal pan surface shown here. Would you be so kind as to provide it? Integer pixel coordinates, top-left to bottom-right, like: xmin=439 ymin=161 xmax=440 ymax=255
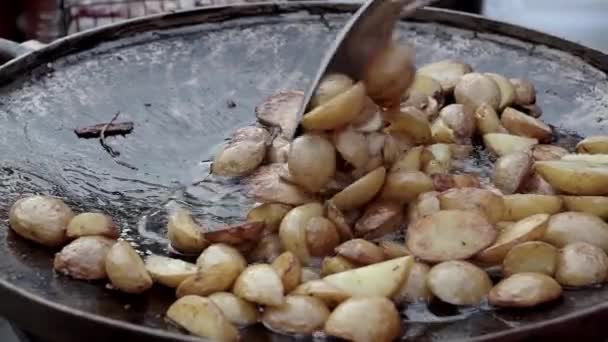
xmin=1 ymin=2 xmax=608 ymax=342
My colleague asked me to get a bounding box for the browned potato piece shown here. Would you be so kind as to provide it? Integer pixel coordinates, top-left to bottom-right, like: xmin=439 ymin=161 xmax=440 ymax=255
xmin=145 ymin=255 xmax=197 ymax=288
xmin=325 ymin=297 xmax=400 ymax=342
xmin=288 ymin=134 xmax=336 ymax=193
xmin=247 ymin=203 xmax=292 ymax=233
xmin=204 ymin=222 xmax=265 ymax=246
xmin=300 ymin=268 xmax=321 ymax=283
xmin=486 ymin=73 xmax=516 ymax=110
xmin=576 ymin=136 xmax=608 ymax=154
xmin=476 ymin=214 xmax=549 ymax=264
xmin=503 ymin=241 xmax=558 ymax=277
xmin=501 ymin=107 xmax=552 ymax=142
xmin=255 ymin=90 xmax=303 ymax=139
xmin=53 ymin=236 xmax=115 ymax=280
xmin=489 ymin=272 xmax=562 ymax=308
xmin=305 ymin=217 xmax=340 ymax=257
xmin=484 ymin=133 xmax=538 ymax=157
xmin=379 ymin=170 xmax=433 ymax=204
xmin=534 ymin=160 xmax=608 ymax=195
xmin=325 ymin=201 xmax=354 ymax=241
xmin=182 ymin=244 xmax=246 ymax=296
xmin=212 ymin=127 xmax=270 ymax=176
xmin=9 ymin=195 xmax=74 ymax=248
xmin=502 ymin=194 xmax=563 ymax=221
xmin=271 ymin=252 xmax=302 ymax=293
xmin=233 ymin=264 xmax=284 ymax=306
xmin=263 ymin=295 xmax=329 ymax=334
xmin=335 ymin=239 xmax=384 ymax=265
xmin=418 ymin=60 xmax=473 ymax=93
xmin=438 ymin=188 xmax=505 ymax=223
xmin=555 ymin=242 xmax=608 ymax=287
xmin=431 ymin=118 xmax=456 ymax=144
xmin=438 ymin=104 xmax=475 ymax=143
xmin=475 ymin=103 xmax=507 ymax=135
xmin=311 ymin=74 xmax=354 ymax=108
xmin=510 ymin=78 xmax=536 ymax=106
xmin=379 ymin=241 xmax=411 ymax=259
xmin=543 ymin=212 xmax=608 ymax=252
xmin=301 ymin=82 xmax=366 ymax=130
xmin=167 ymin=295 xmax=239 ymax=342
xmin=385 ymin=106 xmax=432 ymax=144
xmin=391 ymin=146 xmax=423 ymax=172
xmin=454 ymin=73 xmax=501 ymax=110
xmin=105 ymin=241 xmax=152 ymax=294
xmin=364 ymin=43 xmax=415 ymax=108
xmin=166 ymin=208 xmax=208 ymax=254
xmin=332 ymin=127 xmax=369 ymax=169
xmin=354 ymin=201 xmax=403 ymax=239
xmin=248 ymin=234 xmax=283 ymax=263
xmin=291 ymin=280 xmax=349 ymax=308
xmin=279 ymin=203 xmax=323 ymax=264
xmin=244 ymin=164 xmax=314 ymax=206
xmin=562 ymin=196 xmax=608 ymax=220
xmin=407 ymin=210 xmax=497 ymax=262
xmin=66 ymin=212 xmax=118 ymax=239
xmin=208 ymin=292 xmax=259 ymax=327
xmin=532 ymin=144 xmax=568 ymax=161
xmin=428 ymin=261 xmax=492 ymax=305
xmin=521 ymin=173 xmax=557 ymax=195
xmin=409 ymin=73 xmax=444 ymax=104
xmin=331 ymin=167 xmax=386 ymax=211
xmin=320 ymin=256 xmax=357 ymax=276
xmin=393 ymin=262 xmax=431 ymax=304
xmin=493 ymin=151 xmax=533 ymax=194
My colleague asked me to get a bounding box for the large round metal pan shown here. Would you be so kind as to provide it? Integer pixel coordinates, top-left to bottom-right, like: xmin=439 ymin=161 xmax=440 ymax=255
xmin=1 ymin=2 xmax=608 ymax=342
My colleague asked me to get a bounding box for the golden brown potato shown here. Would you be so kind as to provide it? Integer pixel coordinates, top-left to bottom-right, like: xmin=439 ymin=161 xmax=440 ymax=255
xmin=144 ymin=255 xmax=197 ymax=288
xmin=244 ymin=164 xmax=314 ymax=206
xmin=330 ymin=167 xmax=386 ymax=211
xmin=562 ymin=196 xmax=608 ymax=220
xmin=325 ymin=201 xmax=354 ymax=241
xmin=501 ymin=107 xmax=552 ymax=142
xmin=532 ymin=145 xmax=568 ymax=161
xmin=204 ymin=221 xmax=265 ymax=246
xmin=438 ymin=187 xmax=505 ymax=223
xmin=333 ymin=127 xmax=370 ymax=169
xmin=305 ymin=216 xmax=340 ymax=257
xmin=9 ymin=195 xmax=74 ymax=248
xmin=379 ymin=170 xmax=434 ymax=204
xmin=428 ymin=261 xmax=492 ymax=306
xmin=246 ymin=203 xmax=292 ymax=233
xmin=300 ymin=267 xmax=321 ymax=283
xmin=476 ymin=214 xmax=549 ymax=264
xmin=535 ymin=160 xmax=608 ymax=195
xmin=454 ymin=73 xmax=501 ymax=110
xmin=325 ymin=297 xmax=400 ymax=342
xmin=248 ymin=234 xmax=283 ymax=263
xmin=555 ymin=242 xmax=608 ymax=287
xmin=288 ymin=134 xmax=336 ymax=193
xmin=364 ymin=43 xmax=415 ymax=108
xmin=208 ymin=292 xmax=259 ymax=327
xmin=105 ymin=241 xmax=152 ymax=294
xmin=493 ymin=151 xmax=533 ymax=194
xmin=485 ymin=73 xmax=516 ymax=110
xmin=391 ymin=146 xmax=423 ymax=172
xmin=335 ymin=239 xmax=384 ymax=265
xmin=166 ymin=208 xmax=208 ymax=255
xmin=301 ymin=82 xmax=366 ymax=130
xmin=255 ymin=90 xmax=303 ymax=139
xmin=484 ymin=133 xmax=538 ymax=157
xmin=354 ymin=201 xmax=403 ymax=239
xmin=407 ymin=210 xmax=497 ymax=262
xmin=503 ymin=241 xmax=558 ymax=277
xmin=183 ymin=244 xmax=247 ymax=296
xmin=263 ymin=295 xmax=329 ymax=335
xmin=510 ymin=78 xmax=536 ymax=106
xmin=311 ymin=73 xmax=354 ymax=108
xmin=379 ymin=241 xmax=411 ymax=259
xmin=385 ymin=106 xmax=432 ymax=144
xmin=418 ymin=60 xmax=472 ymax=93
xmin=475 ymin=103 xmax=507 ymax=135
xmin=271 ymin=251 xmax=302 ymax=293
xmin=233 ymin=264 xmax=284 ymax=306
xmin=212 ymin=127 xmax=270 ymax=176
xmin=53 ymin=236 xmax=115 ymax=280
xmin=543 ymin=212 xmax=608 ymax=252
xmin=279 ymin=203 xmax=323 ymax=264
xmin=66 ymin=212 xmax=118 ymax=239
xmin=489 ymin=272 xmax=561 ymax=308
xmin=291 ymin=280 xmax=349 ymax=308
xmin=438 ymin=104 xmax=475 ymax=143
xmin=320 ymin=256 xmax=357 ymax=276
xmin=167 ymin=295 xmax=239 ymax=342
xmin=576 ymin=136 xmax=608 ymax=154
xmin=502 ymin=194 xmax=563 ymax=221
xmin=392 ymin=262 xmax=431 ymax=304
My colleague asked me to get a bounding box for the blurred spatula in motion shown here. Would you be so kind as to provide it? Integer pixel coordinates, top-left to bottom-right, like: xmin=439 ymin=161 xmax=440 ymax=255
xmin=292 ymin=0 xmax=436 ymax=138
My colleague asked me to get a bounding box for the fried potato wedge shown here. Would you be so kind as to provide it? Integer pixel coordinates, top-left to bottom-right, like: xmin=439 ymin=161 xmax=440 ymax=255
xmin=263 ymin=295 xmax=330 ymax=335
xmin=279 ymin=203 xmax=323 ymax=264
xmin=105 ymin=241 xmax=152 ymax=294
xmin=301 ymin=82 xmax=366 ymax=130
xmin=248 ymin=234 xmax=283 ymax=263
xmin=428 ymin=261 xmax=492 ymax=306
xmin=417 ymin=60 xmax=472 ymax=93
xmin=379 ymin=241 xmax=411 ymax=259
xmin=502 ymin=194 xmax=563 ymax=221
xmin=385 ymin=106 xmax=432 ymax=144
xmin=543 ymin=212 xmax=608 ymax=252
xmin=288 ymin=134 xmax=336 ymax=193
xmin=489 ymin=273 xmax=562 ymax=308
xmin=475 ymin=103 xmax=507 ymax=135
xmin=510 ymin=78 xmax=536 ymax=106
xmin=9 ymin=195 xmax=73 ymax=248
xmin=335 ymin=239 xmax=384 ymax=265
xmin=392 ymin=262 xmax=432 ymax=304
xmin=320 ymin=256 xmax=357 ymax=277
xmin=486 ymin=73 xmax=515 ymax=110
xmin=311 ymin=74 xmax=354 ymax=108
xmin=330 ymin=167 xmax=386 ymax=211
xmin=291 ymin=280 xmax=350 ymax=308
xmin=208 ymin=292 xmax=259 ymax=327
xmin=54 ymin=236 xmax=115 ymax=280
xmin=562 ymin=196 xmax=608 ymax=220
xmin=577 ymin=136 xmax=608 ymax=154
xmin=233 ymin=264 xmax=284 ymax=306
xmin=305 ymin=216 xmax=340 ymax=257
xmin=483 ymin=133 xmax=538 ymax=157
xmin=501 ymin=107 xmax=552 ymax=142
xmin=67 ymin=212 xmax=118 ymax=239
xmin=167 ymin=208 xmax=208 ymax=254
xmin=503 ymin=241 xmax=558 ymax=277
xmin=555 ymin=242 xmax=608 ymax=287
xmin=244 ymin=164 xmax=314 ymax=205
xmin=247 ymin=203 xmax=292 ymax=233
xmin=454 ymin=73 xmax=501 ymax=110
xmin=493 ymin=152 xmax=533 ymax=194
xmin=145 ymin=255 xmax=197 ymax=288
xmin=354 ymin=201 xmax=403 ymax=239
xmin=379 ymin=170 xmax=433 ymax=204
xmin=535 ymin=160 xmax=608 ymax=195
xmin=167 ymin=295 xmax=239 ymax=341
xmin=438 ymin=188 xmax=505 ymax=223
xmin=271 ymin=251 xmax=302 ymax=293
xmin=204 ymin=221 xmax=265 ymax=246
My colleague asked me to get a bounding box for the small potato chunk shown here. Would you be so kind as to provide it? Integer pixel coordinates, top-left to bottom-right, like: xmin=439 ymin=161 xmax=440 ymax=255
xmin=305 ymin=217 xmax=340 ymax=257
xmin=393 ymin=262 xmax=431 ymax=304
xmin=204 ymin=221 xmax=265 ymax=246
xmin=167 ymin=295 xmax=238 ymax=342
xmin=208 ymin=292 xmax=259 ymax=326
xmin=325 ymin=201 xmax=354 ymax=241
xmin=577 ymin=136 xmax=608 ymax=154
xmin=320 ymin=256 xmax=357 ymax=276
xmin=212 ymin=127 xmax=269 ymax=176
xmin=409 ymin=73 xmax=444 ymax=104
xmin=335 ymin=239 xmax=384 ymax=265
xmin=105 ymin=241 xmax=152 ymax=294
xmin=66 ymin=212 xmax=118 ymax=239
xmin=385 ymin=106 xmax=432 ymax=144
xmin=271 ymin=252 xmax=302 ymax=293
xmin=493 ymin=152 xmax=533 ymax=194
xmin=248 ymin=234 xmax=284 ymax=263
xmin=407 ymin=210 xmax=497 ymax=262
xmin=333 ymin=127 xmax=369 ymax=169
xmin=292 ymin=280 xmax=349 ymax=308
xmin=233 ymin=264 xmax=284 ymax=306
xmin=431 ymin=118 xmax=456 ymax=144
xmin=501 ymin=107 xmax=552 ymax=142
xmin=255 ymin=90 xmax=303 ymax=139
xmin=510 ymin=78 xmax=536 ymax=106
xmin=485 ymin=73 xmax=516 ymax=110
xmin=288 ymin=134 xmax=336 ymax=193
xmin=476 ymin=214 xmax=549 ymax=264
xmin=9 ymin=195 xmax=74 ymax=248
xmin=535 ymin=160 xmax=608 ymax=195
xmin=379 ymin=170 xmax=434 ymax=204
xmin=422 ymin=144 xmax=452 ymax=175
xmin=244 ymin=164 xmax=314 ymax=206
xmin=484 ymin=133 xmax=538 ymax=157
xmin=543 ymin=212 xmax=608 ymax=252
xmin=247 ymin=203 xmax=292 ymax=233
xmin=555 ymin=242 xmax=608 ymax=287
xmin=167 ymin=208 xmax=208 ymax=254
xmin=301 ymin=82 xmax=366 ymax=130
xmin=532 ymin=144 xmax=569 ymax=161
xmin=427 ymin=261 xmax=492 ymax=306
xmin=311 ymin=73 xmax=354 ymax=108
xmin=391 ymin=146 xmax=423 ymax=172
xmin=300 ymin=268 xmax=321 ymax=283
xmin=379 ymin=241 xmax=411 ymax=259
xmin=438 ymin=104 xmax=475 ymax=143
xmin=489 ymin=273 xmax=562 ymax=308
xmin=354 ymin=201 xmax=403 ymax=239
xmin=279 ymin=203 xmax=323 ymax=264
xmin=418 ymin=60 xmax=472 ymax=93
xmin=364 ymin=43 xmax=415 ymax=108
xmin=502 ymin=194 xmax=563 ymax=221
xmin=503 ymin=241 xmax=558 ymax=277
xmin=325 ymin=297 xmax=400 ymax=342
xmin=562 ymin=196 xmax=608 ymax=220
xmin=263 ymin=295 xmax=329 ymax=335
xmin=323 ymin=256 xmax=413 ymax=297
xmin=145 ymin=255 xmax=197 ymax=288
xmin=53 ymin=236 xmax=115 ymax=280
xmin=331 ymin=167 xmax=386 ymax=211
xmin=454 ymin=73 xmax=501 ymax=111
xmin=438 ymin=188 xmax=505 ymax=223
xmin=475 ymin=103 xmax=506 ymax=135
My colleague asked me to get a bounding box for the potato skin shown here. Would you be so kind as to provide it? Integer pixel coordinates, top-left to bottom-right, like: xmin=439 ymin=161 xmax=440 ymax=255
xmin=9 ymin=195 xmax=74 ymax=247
